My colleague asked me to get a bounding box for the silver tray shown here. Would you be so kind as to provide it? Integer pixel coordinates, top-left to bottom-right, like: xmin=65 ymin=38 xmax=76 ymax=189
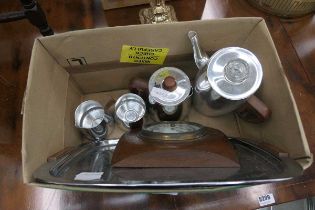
xmin=33 ymin=138 xmax=303 ymax=189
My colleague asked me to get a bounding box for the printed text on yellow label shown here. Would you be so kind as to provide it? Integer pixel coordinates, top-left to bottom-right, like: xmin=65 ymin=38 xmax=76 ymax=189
xmin=120 ymin=45 xmax=169 ymax=65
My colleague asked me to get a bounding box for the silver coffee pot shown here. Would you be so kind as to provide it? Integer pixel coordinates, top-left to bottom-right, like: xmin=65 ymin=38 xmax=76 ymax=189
xmin=188 ymin=31 xmax=263 ymax=117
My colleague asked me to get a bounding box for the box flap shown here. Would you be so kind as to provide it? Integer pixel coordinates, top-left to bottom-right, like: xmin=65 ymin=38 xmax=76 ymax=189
xmin=38 ymin=18 xmax=262 ymax=68
xmin=22 ymin=40 xmax=69 ymax=182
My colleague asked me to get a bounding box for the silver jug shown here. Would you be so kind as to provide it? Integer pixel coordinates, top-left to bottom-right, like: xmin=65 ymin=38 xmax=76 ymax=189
xmin=188 ymin=31 xmax=263 ymax=117
xmin=75 ymin=100 xmax=114 ymax=141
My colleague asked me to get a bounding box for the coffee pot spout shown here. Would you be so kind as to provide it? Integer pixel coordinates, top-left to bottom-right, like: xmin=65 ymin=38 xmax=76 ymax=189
xmin=188 ymin=31 xmax=209 ymax=71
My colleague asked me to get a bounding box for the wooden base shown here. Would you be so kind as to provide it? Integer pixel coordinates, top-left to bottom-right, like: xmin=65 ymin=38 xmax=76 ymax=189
xmin=112 ymin=127 xmax=240 ymax=168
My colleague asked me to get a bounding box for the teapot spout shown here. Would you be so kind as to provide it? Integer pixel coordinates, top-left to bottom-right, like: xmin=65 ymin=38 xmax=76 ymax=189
xmin=188 ymin=31 xmax=209 ymax=71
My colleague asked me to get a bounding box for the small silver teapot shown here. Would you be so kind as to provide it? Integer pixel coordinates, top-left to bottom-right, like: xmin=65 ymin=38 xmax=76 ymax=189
xmin=128 ymin=67 xmax=192 ymax=122
xmin=188 ymin=31 xmax=264 ymax=117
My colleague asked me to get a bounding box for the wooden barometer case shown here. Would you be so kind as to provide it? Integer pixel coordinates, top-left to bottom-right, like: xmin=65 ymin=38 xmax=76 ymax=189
xmin=111 ymin=121 xmax=240 ymax=169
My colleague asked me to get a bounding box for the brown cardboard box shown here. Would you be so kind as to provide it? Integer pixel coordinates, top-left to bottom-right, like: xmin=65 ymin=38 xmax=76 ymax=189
xmin=22 ymin=17 xmax=313 ymax=191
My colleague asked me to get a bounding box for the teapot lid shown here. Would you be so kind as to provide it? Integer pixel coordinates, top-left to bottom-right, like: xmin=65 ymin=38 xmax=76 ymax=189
xmin=207 ymin=47 xmax=263 ymax=100
xmin=148 ymin=67 xmax=191 ymax=106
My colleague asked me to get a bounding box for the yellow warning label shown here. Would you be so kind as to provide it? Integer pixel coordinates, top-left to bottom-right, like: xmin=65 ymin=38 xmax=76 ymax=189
xmin=120 ymin=45 xmax=169 ymax=65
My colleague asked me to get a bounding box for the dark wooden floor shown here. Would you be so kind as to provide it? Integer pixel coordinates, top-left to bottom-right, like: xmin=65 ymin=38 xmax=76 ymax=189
xmin=1 ymin=0 xmax=315 ymax=209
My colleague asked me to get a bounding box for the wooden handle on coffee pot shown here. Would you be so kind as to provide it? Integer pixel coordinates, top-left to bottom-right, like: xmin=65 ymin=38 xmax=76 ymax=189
xmin=235 ymin=95 xmax=272 ymax=123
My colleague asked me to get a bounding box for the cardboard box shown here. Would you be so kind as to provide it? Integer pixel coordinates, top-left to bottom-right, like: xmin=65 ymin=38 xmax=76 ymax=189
xmin=22 ymin=17 xmax=313 ymax=191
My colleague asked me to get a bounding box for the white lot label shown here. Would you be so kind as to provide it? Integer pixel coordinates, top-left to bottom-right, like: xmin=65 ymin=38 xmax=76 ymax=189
xmin=150 ymin=87 xmax=174 ymax=101
xmin=74 ymin=172 xmax=103 ymax=181
xmin=258 ymin=193 xmax=275 ymax=206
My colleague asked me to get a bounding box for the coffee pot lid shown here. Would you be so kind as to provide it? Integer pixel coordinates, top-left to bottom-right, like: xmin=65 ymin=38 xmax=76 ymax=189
xmin=148 ymin=67 xmax=191 ymax=106
xmin=207 ymin=47 xmax=263 ymax=100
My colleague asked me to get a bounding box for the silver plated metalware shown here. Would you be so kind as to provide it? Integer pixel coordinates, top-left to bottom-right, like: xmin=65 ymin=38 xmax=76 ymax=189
xmin=139 ymin=0 xmax=177 ymax=24
xmin=33 ymin=137 xmax=302 ymax=189
xmin=188 ymin=31 xmax=263 ymax=116
xmin=75 ymin=100 xmax=114 ymax=141
xmin=115 ymin=93 xmax=146 ymax=129
xmin=148 ymin=67 xmax=192 ymax=121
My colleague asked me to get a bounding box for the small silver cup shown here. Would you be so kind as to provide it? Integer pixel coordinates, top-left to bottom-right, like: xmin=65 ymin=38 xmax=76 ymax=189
xmin=115 ymin=93 xmax=146 ymax=129
xmin=75 ymin=100 xmax=114 ymax=141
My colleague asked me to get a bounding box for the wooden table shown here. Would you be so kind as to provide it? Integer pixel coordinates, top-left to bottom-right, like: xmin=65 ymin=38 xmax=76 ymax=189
xmin=1 ymin=0 xmax=315 ymax=209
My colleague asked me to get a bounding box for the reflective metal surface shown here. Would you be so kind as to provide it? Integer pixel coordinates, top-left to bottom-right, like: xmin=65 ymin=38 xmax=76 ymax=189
xmin=148 ymin=67 xmax=191 ymax=106
xmin=33 ymin=138 xmax=303 ymax=189
xmin=139 ymin=121 xmax=208 ymax=141
xmin=188 ymin=31 xmax=210 ymax=71
xmin=74 ymin=100 xmax=114 ymax=141
xmin=139 ymin=0 xmax=177 ymax=24
xmin=75 ymin=100 xmax=104 ymax=129
xmin=207 ymin=47 xmax=263 ymax=100
xmin=188 ymin=31 xmax=263 ymax=116
xmin=194 ymin=71 xmax=246 ymax=116
xmin=248 ymin=0 xmax=315 ymax=18
xmin=148 ymin=67 xmax=192 ymax=122
xmin=115 ymin=93 xmax=146 ymax=128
